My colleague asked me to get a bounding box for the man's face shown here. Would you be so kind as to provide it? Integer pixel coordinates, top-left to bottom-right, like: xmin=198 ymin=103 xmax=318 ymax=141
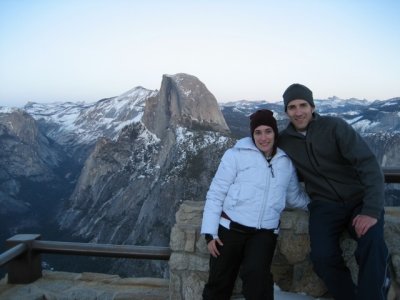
xmin=286 ymin=99 xmax=314 ymax=131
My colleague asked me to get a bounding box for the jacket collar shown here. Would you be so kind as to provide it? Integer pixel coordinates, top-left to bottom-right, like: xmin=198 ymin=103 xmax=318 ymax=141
xmin=234 ymin=137 xmax=286 ymax=159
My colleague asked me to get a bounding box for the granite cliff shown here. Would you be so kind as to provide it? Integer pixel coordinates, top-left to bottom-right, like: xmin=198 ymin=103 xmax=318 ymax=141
xmin=57 ymin=73 xmax=234 ymax=276
xmin=0 ymin=109 xmax=77 ymax=247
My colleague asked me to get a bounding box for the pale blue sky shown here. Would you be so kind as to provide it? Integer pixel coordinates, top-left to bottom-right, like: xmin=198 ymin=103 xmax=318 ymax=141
xmin=1 ymin=0 xmax=399 ymax=107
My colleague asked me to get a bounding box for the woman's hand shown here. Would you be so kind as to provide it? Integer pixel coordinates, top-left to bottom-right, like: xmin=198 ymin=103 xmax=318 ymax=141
xmin=207 ymin=238 xmax=224 ymax=258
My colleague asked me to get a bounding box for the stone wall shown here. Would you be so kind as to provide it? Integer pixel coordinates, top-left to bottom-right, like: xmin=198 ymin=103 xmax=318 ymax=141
xmin=169 ymin=201 xmax=400 ymax=299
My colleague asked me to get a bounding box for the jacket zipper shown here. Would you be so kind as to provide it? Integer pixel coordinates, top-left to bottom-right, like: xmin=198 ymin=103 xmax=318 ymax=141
xmin=257 ymin=155 xmax=272 ymax=229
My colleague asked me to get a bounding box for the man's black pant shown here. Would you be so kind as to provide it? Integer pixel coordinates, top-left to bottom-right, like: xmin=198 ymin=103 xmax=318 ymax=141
xmin=308 ymin=200 xmax=390 ymax=300
xmin=202 ymin=225 xmax=277 ymax=300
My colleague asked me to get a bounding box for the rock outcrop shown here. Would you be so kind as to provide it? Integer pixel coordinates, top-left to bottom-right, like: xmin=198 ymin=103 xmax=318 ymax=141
xmin=0 ymin=109 xmax=60 ymax=180
xmin=0 ymin=109 xmax=76 ymax=245
xmin=142 ymin=73 xmax=229 ymax=139
xmin=57 ymin=74 xmax=235 ymax=277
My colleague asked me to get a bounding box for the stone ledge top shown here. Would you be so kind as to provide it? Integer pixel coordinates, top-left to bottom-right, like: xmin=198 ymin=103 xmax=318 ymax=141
xmin=0 ymin=270 xmax=169 ymax=300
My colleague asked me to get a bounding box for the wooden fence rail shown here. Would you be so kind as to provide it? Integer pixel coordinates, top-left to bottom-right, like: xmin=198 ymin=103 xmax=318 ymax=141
xmin=0 ymin=234 xmax=170 ymax=284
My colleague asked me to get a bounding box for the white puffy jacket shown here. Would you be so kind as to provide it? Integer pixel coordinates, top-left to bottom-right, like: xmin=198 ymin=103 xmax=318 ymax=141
xmin=201 ymin=137 xmax=309 ymax=236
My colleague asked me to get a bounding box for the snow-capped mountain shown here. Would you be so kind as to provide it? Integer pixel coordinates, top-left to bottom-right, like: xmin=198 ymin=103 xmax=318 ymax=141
xmin=0 ymin=73 xmax=234 ymax=277
xmin=0 ymin=74 xmax=399 ymax=278
xmin=24 ymin=87 xmax=157 ymax=163
xmin=221 ymin=97 xmax=400 ymax=133
xmin=220 ymin=97 xmax=400 ymax=168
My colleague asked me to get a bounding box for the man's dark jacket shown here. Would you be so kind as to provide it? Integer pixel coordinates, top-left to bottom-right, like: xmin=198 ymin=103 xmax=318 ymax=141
xmin=278 ymin=113 xmax=385 ymax=219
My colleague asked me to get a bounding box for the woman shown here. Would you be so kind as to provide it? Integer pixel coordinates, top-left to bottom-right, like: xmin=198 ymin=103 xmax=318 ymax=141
xmin=201 ymin=109 xmax=309 ymax=300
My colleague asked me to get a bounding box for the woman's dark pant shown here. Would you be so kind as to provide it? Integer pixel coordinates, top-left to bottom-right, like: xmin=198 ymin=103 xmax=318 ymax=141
xmin=202 ymin=225 xmax=277 ymax=300
xmin=308 ymin=200 xmax=390 ymax=300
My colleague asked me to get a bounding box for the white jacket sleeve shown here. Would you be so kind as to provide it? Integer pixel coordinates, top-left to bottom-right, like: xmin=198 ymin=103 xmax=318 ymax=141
xmin=201 ymin=149 xmax=237 ymax=235
xmin=285 ymin=162 xmax=310 ymax=210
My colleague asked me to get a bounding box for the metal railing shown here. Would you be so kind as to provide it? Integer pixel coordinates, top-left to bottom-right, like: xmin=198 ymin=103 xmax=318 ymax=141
xmin=0 ymin=234 xmax=170 ymax=284
xmin=1 ymin=167 xmax=399 ymax=284
xmin=31 ymin=239 xmax=171 ymax=260
xmin=0 ymin=243 xmax=27 ymax=267
xmin=383 ymin=167 xmax=400 ymax=183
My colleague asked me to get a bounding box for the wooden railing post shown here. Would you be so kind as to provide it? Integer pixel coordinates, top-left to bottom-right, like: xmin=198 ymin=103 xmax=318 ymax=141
xmin=6 ymin=234 xmax=42 ymax=284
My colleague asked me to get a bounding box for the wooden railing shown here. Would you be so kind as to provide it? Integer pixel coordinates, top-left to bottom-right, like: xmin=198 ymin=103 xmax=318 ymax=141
xmin=1 ymin=167 xmax=399 ymax=284
xmin=0 ymin=234 xmax=170 ymax=284
xmin=31 ymin=239 xmax=171 ymax=259
xmin=383 ymin=167 xmax=400 ymax=183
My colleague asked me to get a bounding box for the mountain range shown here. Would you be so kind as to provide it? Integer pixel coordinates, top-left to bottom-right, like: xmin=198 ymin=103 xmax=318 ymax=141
xmin=0 ymin=73 xmax=399 ymax=277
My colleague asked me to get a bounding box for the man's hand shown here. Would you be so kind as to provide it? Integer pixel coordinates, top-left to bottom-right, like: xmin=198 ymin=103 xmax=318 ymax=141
xmin=352 ymin=214 xmax=377 ymax=238
xmin=207 ymin=238 xmax=223 ymax=258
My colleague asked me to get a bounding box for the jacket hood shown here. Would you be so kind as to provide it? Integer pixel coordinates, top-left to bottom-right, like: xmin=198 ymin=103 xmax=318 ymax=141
xmin=234 ymin=137 xmax=286 ymax=159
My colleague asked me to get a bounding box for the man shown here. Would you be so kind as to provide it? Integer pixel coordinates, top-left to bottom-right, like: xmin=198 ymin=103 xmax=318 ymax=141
xmin=278 ymin=83 xmax=390 ymax=300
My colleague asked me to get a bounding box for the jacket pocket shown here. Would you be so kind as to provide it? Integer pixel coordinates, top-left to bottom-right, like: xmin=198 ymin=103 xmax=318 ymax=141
xmin=225 ymin=184 xmax=257 ymax=209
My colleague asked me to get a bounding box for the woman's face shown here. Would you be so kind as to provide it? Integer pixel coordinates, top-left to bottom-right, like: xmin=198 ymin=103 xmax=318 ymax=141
xmin=253 ymin=125 xmax=275 ymax=156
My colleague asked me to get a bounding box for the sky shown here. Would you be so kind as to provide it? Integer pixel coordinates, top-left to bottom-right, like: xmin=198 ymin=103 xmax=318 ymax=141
xmin=1 ymin=0 xmax=400 ymax=107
